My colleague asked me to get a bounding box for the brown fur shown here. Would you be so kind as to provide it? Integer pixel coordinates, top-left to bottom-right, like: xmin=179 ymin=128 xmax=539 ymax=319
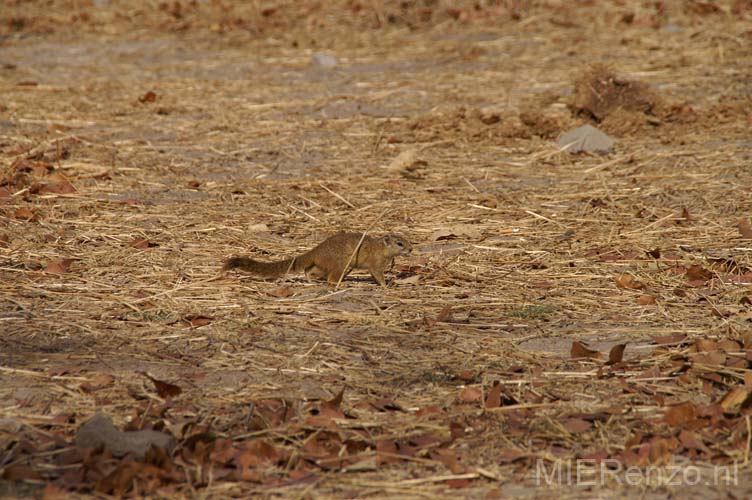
xmin=223 ymin=232 xmax=412 ymax=286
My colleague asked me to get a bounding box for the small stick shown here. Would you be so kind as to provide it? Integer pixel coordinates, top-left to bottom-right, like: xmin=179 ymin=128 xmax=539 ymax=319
xmin=319 ymin=182 xmax=356 ymax=209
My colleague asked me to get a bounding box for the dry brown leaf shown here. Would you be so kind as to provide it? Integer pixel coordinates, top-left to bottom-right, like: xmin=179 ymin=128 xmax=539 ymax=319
xmin=13 ymin=207 xmax=37 ymax=220
xmin=694 ymin=339 xmax=718 ymax=352
xmin=430 ymin=225 xmax=483 ymax=241
xmin=139 ymin=90 xmax=157 ymax=103
xmin=686 ymin=264 xmax=712 ymax=281
xmin=485 ymin=488 xmax=504 ymax=500
xmin=653 ymin=333 xmax=686 ymax=345
xmin=79 ymin=373 xmax=115 ymax=393
xmin=37 ymin=173 xmax=76 ymax=194
xmin=718 ymin=340 xmax=742 ymax=352
xmin=562 ymin=418 xmax=592 ymax=433
xmin=570 ymin=341 xmax=601 ymax=360
xmin=45 ymin=258 xmax=74 ymax=274
xmin=615 ymin=273 xmax=643 ymax=290
xmin=186 ymin=315 xmax=213 ymax=327
xmin=445 ymin=478 xmax=472 ymax=489
xmin=2 ymin=464 xmax=43 ymax=481
xmin=694 ymin=350 xmax=726 ymax=367
xmin=485 ymin=383 xmax=503 ymax=409
xmin=436 ymin=305 xmax=454 ymax=322
xmin=268 ymin=286 xmax=293 ymax=298
xmin=664 ymin=401 xmax=697 ymax=427
xmin=415 ymin=406 xmax=444 ymax=418
xmin=41 ymin=483 xmax=69 ymax=500
xmin=454 ymin=369 xmax=476 ymax=382
xmin=326 ymin=387 xmax=344 ymax=409
xmin=738 ymin=218 xmax=752 ymax=239
xmin=636 ymin=294 xmax=656 ymax=305
xmin=131 ymin=238 xmax=157 ymax=249
xmin=608 ymin=343 xmax=626 ymax=364
xmin=720 ymin=386 xmax=751 ymax=414
xmin=139 ymin=371 xmax=182 ymax=399
xmin=457 ymin=386 xmax=483 ymax=403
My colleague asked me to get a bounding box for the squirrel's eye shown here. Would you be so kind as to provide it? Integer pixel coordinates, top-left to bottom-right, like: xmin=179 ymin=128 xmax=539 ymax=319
xmin=397 ymin=241 xmax=404 ymax=246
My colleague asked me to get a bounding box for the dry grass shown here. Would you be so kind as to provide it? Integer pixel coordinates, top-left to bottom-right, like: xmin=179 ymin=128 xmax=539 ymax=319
xmin=1 ymin=0 xmax=752 ymax=498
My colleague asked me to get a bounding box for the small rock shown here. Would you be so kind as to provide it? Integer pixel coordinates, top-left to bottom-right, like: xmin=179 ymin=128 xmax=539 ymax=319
xmin=311 ymin=52 xmax=338 ymax=69
xmin=75 ymin=413 xmax=175 ymax=459
xmin=556 ymin=124 xmax=614 ymax=154
xmin=0 ymin=418 xmax=22 ymax=433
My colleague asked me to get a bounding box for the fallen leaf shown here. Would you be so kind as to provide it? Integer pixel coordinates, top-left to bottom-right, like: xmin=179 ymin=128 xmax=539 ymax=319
xmin=430 ymin=225 xmax=482 ymax=241
xmin=454 ymin=369 xmax=476 ymax=382
xmin=45 ymin=258 xmax=74 ymax=274
xmin=267 ymin=286 xmax=293 ymax=298
xmin=695 ymin=339 xmax=718 ymax=352
xmin=436 ymin=305 xmax=454 ymax=322
xmin=415 ymin=406 xmax=444 ymax=418
xmin=375 ymin=440 xmax=402 ymax=465
xmin=562 ymin=418 xmax=592 ymax=433
xmin=185 ymin=315 xmax=213 ymax=327
xmin=139 ymin=90 xmax=157 ymax=103
xmin=664 ymin=401 xmax=697 ymax=427
xmin=653 ymin=334 xmax=686 ymax=345
xmin=446 ymin=478 xmax=472 ymax=489
xmin=457 ymin=386 xmax=483 ymax=403
xmin=41 ymin=483 xmax=68 ymax=500
xmin=718 ymin=340 xmax=741 ymax=352
xmin=485 ymin=383 xmax=503 ymax=409
xmin=79 ymin=373 xmax=115 ymax=393
xmin=37 ymin=173 xmax=76 ymax=194
xmin=394 ymin=275 xmax=420 ymax=285
xmin=0 ymin=187 xmax=11 ymax=199
xmin=430 ymin=448 xmax=464 ymax=473
xmin=686 ymin=264 xmax=712 ymax=281
xmin=646 ymin=248 xmax=661 ymax=259
xmin=720 ymin=386 xmax=751 ymax=414
xmin=326 ymin=387 xmax=344 ymax=409
xmin=485 ymin=488 xmax=504 ymax=500
xmin=739 ymin=218 xmax=752 ymax=239
xmin=571 ymin=341 xmax=601 ymax=360
xmin=615 ymin=273 xmax=643 ymax=290
xmin=131 ymin=238 xmax=157 ymax=249
xmin=2 ymin=464 xmax=43 ymax=480
xmin=636 ymin=294 xmax=656 ymax=305
xmin=608 ymin=343 xmax=627 ymax=364
xmin=139 ymin=371 xmax=182 ymax=399
xmin=13 ymin=207 xmax=37 ymax=220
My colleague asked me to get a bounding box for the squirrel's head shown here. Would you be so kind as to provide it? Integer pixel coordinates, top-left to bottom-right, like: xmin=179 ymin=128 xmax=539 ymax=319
xmin=383 ymin=234 xmax=412 ymax=256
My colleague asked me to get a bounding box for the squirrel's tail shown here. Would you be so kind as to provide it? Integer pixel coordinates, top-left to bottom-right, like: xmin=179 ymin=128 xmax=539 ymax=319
xmin=222 ymin=256 xmax=299 ymax=278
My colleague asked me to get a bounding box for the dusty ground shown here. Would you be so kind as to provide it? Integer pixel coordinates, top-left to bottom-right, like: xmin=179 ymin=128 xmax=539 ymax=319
xmin=1 ymin=0 xmax=752 ymax=498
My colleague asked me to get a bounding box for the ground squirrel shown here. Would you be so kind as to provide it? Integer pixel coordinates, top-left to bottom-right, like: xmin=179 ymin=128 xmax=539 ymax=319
xmin=223 ymin=232 xmax=412 ymax=286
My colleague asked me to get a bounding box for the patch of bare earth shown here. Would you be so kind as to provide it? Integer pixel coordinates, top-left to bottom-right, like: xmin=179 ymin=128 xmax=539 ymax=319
xmin=1 ymin=1 xmax=752 ymax=498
